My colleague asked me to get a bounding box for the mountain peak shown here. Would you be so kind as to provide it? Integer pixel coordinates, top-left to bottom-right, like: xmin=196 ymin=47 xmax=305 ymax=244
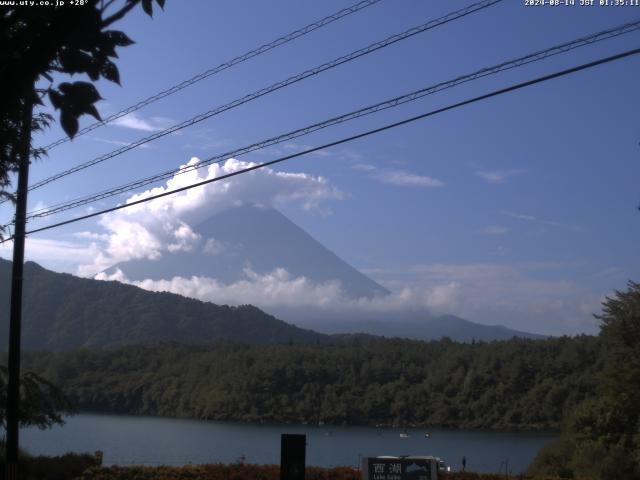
xmin=106 ymin=204 xmax=390 ymax=299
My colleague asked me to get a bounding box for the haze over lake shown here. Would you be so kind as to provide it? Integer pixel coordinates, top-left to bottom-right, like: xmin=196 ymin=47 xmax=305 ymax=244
xmin=21 ymin=413 xmax=555 ymax=474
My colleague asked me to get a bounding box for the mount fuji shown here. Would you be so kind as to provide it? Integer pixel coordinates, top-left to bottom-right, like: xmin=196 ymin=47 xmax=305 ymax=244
xmin=103 ymin=204 xmax=543 ymax=341
xmin=104 ymin=204 xmax=389 ymax=299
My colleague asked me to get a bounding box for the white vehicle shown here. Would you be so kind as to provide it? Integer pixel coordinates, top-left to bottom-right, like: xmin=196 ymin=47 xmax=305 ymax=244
xmin=433 ymin=458 xmax=451 ymax=472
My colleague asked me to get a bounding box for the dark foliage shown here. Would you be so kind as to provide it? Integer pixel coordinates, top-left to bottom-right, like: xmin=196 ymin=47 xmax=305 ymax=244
xmin=0 ymin=365 xmax=74 ymax=430
xmin=20 ymin=452 xmax=100 ymax=480
xmin=62 ymin=462 xmax=585 ymax=480
xmin=527 ymin=282 xmax=640 ymax=480
xmin=0 ymin=440 xmax=99 ymax=479
xmin=21 ymin=335 xmax=599 ymax=430
xmin=0 ymin=0 xmax=164 ymax=208
xmin=77 ymin=464 xmax=354 ymax=480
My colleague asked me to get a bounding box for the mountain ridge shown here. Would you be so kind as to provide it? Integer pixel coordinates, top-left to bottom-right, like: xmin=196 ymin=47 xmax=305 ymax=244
xmin=0 ymin=257 xmax=545 ymax=349
xmin=0 ymin=258 xmax=329 ymax=350
xmin=273 ymin=308 xmax=546 ymax=342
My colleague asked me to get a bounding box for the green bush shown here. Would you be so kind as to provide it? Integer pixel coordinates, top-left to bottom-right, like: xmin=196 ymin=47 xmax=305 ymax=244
xmin=21 ymin=452 xmax=99 ymax=479
xmin=0 ymin=450 xmax=99 ymax=480
xmin=76 ymin=464 xmax=358 ymax=480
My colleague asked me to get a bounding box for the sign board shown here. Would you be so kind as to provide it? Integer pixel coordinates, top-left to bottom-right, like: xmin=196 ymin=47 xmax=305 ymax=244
xmin=361 ymin=456 xmax=438 ymax=480
xmin=280 ymin=434 xmax=306 ymax=480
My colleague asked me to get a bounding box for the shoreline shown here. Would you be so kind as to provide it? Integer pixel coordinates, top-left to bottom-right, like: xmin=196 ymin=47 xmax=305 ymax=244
xmin=64 ymin=410 xmax=562 ymax=434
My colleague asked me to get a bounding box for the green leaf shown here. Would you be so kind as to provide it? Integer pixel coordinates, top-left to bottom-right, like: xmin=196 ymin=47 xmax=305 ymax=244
xmin=60 ymin=110 xmax=79 ymax=138
xmin=84 ymin=104 xmax=102 ymax=122
xmin=58 ymin=50 xmax=94 ymax=75
xmin=48 ymin=89 xmax=64 ymax=110
xmin=104 ymin=30 xmax=135 ymax=47
xmin=142 ymin=0 xmax=153 ymax=17
xmin=98 ymin=34 xmax=119 ymax=58
xmin=59 ymin=81 xmax=102 ymax=105
xmin=101 ymin=60 xmax=120 ymax=85
xmin=55 ymin=82 xmax=103 ymax=137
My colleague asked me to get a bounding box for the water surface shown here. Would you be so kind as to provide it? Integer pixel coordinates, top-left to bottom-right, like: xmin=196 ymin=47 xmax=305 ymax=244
xmin=21 ymin=413 xmax=555 ymax=474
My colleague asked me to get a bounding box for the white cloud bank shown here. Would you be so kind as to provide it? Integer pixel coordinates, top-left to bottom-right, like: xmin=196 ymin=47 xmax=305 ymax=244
xmin=98 ymin=267 xmax=345 ymax=309
xmin=77 ymin=157 xmax=342 ymax=276
xmin=96 ymin=266 xmax=463 ymax=317
xmin=0 ymin=238 xmax=100 ymax=264
xmin=94 ymin=261 xmax=604 ymax=336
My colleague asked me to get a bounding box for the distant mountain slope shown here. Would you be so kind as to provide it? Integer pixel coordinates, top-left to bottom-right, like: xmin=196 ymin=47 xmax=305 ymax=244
xmin=270 ymin=307 xmax=546 ymax=341
xmin=105 ymin=205 xmax=389 ymax=299
xmin=0 ymin=259 xmax=327 ymax=350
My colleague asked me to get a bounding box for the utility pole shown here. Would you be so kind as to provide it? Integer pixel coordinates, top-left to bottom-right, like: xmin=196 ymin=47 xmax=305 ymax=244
xmin=5 ymin=91 xmax=34 ymax=480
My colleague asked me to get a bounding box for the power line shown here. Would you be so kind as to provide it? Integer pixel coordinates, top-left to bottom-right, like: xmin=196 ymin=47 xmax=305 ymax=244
xmin=24 ymin=19 xmax=640 ymax=221
xmin=4 ymin=46 xmax=637 ymax=242
xmin=39 ymin=0 xmax=385 ymax=151
xmin=25 ymin=0 xmax=503 ymax=192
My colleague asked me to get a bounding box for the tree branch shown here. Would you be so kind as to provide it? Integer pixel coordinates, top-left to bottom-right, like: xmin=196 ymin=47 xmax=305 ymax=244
xmin=101 ymin=0 xmax=139 ymax=28
xmin=100 ymin=0 xmax=119 ymax=15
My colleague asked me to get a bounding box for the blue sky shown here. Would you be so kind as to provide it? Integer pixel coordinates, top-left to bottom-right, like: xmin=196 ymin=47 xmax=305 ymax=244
xmin=2 ymin=0 xmax=639 ymax=335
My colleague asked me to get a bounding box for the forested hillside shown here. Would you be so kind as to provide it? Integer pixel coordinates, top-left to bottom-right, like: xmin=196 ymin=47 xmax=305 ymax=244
xmin=527 ymin=282 xmax=640 ymax=479
xmin=22 ymin=336 xmax=600 ymax=430
xmin=0 ymin=259 xmax=326 ymax=349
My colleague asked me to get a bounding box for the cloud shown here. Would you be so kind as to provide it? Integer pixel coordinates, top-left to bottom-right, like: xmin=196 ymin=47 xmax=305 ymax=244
xmin=77 ymin=157 xmax=343 ymax=276
xmin=202 ymin=237 xmax=229 ymax=255
xmin=180 ymin=127 xmax=235 ymax=151
xmin=501 ymin=210 xmax=583 ymax=231
xmin=479 ymin=225 xmax=509 ymax=235
xmin=351 ymin=163 xmax=377 ymax=172
xmin=337 ymin=149 xmax=363 ymax=162
xmin=110 ymin=112 xmax=174 ymax=132
xmin=252 ymin=142 xmax=331 ymax=158
xmin=421 ymin=281 xmax=460 ymax=309
xmin=73 ymin=231 xmax=109 ymax=241
xmin=97 ymin=267 xmax=346 ymax=309
xmin=167 ymin=222 xmax=201 ymax=253
xmin=349 ymin=161 xmax=443 ymax=188
xmin=32 ymin=200 xmax=49 ymax=213
xmin=408 ymin=263 xmax=519 ymax=281
xmin=502 ymin=211 xmax=536 ymax=222
xmin=0 ymin=237 xmax=101 ymax=270
xmin=359 ymin=261 xmax=603 ymax=335
xmin=92 ymin=137 xmax=153 ymax=149
xmin=372 ymin=169 xmax=444 ymax=188
xmin=93 ymin=261 xmax=602 ymax=335
xmin=282 ymin=142 xmax=331 ymax=157
xmin=475 ymin=169 xmax=526 ymax=184
xmin=95 ymin=266 xmax=460 ymax=314
xmin=28 ymin=200 xmax=52 ymax=223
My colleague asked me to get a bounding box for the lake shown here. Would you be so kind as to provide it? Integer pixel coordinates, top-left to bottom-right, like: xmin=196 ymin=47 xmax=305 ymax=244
xmin=20 ymin=413 xmax=555 ymax=474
